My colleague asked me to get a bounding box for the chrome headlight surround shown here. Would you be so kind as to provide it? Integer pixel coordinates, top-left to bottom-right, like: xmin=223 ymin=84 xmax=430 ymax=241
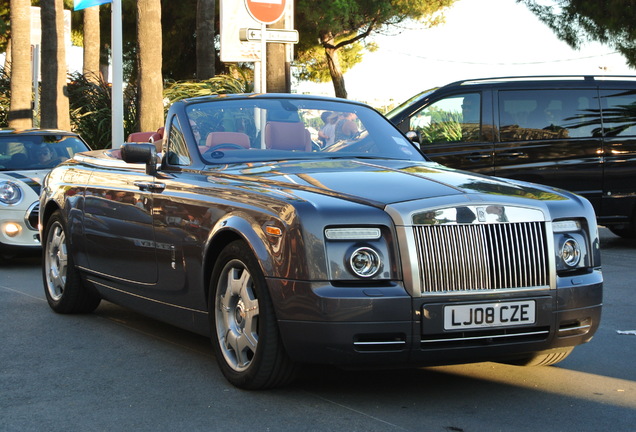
xmin=348 ymin=246 xmax=382 ymax=278
xmin=0 ymin=180 xmax=23 ymax=206
xmin=324 ymin=226 xmax=394 ymax=281
xmin=553 ymin=219 xmax=588 ymax=272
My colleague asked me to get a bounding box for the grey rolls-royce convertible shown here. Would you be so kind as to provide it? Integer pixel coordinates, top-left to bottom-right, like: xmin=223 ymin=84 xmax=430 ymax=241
xmin=39 ymin=94 xmax=602 ymax=389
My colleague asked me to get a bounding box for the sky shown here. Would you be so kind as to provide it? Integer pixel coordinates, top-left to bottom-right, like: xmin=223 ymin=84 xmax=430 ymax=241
xmin=293 ymin=0 xmax=635 ymax=105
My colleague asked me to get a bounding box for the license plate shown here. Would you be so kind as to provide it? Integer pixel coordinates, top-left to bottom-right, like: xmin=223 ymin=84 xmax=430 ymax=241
xmin=444 ymin=300 xmax=535 ymax=330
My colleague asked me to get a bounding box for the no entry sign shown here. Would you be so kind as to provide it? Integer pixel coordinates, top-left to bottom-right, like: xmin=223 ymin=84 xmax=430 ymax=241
xmin=245 ymin=0 xmax=286 ymax=24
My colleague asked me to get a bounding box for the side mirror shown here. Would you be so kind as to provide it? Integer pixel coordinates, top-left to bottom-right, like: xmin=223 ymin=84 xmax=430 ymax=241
xmin=121 ymin=143 xmax=158 ymax=176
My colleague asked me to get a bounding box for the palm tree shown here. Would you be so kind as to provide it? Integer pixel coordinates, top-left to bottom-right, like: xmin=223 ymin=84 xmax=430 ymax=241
xmin=82 ymin=5 xmax=100 ymax=84
xmin=136 ymin=0 xmax=163 ymax=131
xmin=196 ymin=0 xmax=215 ymax=79
xmin=266 ymin=17 xmax=289 ymax=93
xmin=40 ymin=0 xmax=70 ymax=130
xmin=8 ymin=0 xmax=32 ymax=129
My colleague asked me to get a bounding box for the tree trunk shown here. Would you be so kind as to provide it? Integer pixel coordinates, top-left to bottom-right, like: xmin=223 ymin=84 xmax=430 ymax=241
xmin=83 ymin=6 xmax=101 ymax=84
xmin=321 ymin=34 xmax=347 ymax=99
xmin=196 ymin=0 xmax=215 ymax=79
xmin=8 ymin=0 xmax=32 ymax=128
xmin=137 ymin=0 xmax=164 ymax=132
xmin=41 ymin=0 xmax=71 ymax=130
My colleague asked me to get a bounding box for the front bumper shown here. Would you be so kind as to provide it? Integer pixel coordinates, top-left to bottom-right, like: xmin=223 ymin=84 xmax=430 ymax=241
xmin=0 ymin=203 xmax=41 ymax=254
xmin=270 ymin=269 xmax=602 ymax=366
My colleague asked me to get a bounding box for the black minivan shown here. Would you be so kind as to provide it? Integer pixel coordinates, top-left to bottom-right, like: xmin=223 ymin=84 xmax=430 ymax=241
xmin=387 ymin=76 xmax=636 ymax=238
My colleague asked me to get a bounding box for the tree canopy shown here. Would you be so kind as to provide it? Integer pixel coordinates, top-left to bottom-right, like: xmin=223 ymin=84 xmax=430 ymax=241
xmin=295 ymin=0 xmax=457 ymax=98
xmin=519 ymin=0 xmax=636 ymax=68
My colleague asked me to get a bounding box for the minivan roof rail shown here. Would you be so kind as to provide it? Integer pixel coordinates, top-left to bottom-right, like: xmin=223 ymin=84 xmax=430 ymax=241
xmin=441 ymin=75 xmax=636 ymax=89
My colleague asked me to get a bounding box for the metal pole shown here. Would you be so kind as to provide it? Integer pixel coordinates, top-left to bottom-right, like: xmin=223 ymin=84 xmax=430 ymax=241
xmin=32 ymin=44 xmax=40 ymax=126
xmin=260 ymin=22 xmax=267 ymax=93
xmin=111 ymin=0 xmax=124 ymax=148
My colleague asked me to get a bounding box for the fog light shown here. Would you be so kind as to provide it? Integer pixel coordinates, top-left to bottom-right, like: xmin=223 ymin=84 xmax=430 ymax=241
xmin=560 ymin=238 xmax=581 ymax=267
xmin=4 ymin=222 xmax=21 ymax=237
xmin=349 ymin=247 xmax=381 ymax=278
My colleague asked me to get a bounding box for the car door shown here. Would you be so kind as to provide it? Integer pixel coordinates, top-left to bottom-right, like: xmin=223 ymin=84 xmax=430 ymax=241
xmin=598 ymin=87 xmax=636 ymax=222
xmin=83 ymin=164 xmax=158 ymax=284
xmin=493 ymin=88 xmax=604 ymax=212
xmin=398 ymin=90 xmax=495 ymax=175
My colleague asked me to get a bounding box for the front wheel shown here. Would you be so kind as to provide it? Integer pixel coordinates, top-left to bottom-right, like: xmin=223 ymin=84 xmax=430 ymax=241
xmin=42 ymin=211 xmax=101 ymax=314
xmin=504 ymin=347 xmax=574 ymax=367
xmin=209 ymin=240 xmax=296 ymax=389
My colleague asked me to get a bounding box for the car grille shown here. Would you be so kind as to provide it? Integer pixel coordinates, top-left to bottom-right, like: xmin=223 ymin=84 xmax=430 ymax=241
xmin=25 ymin=201 xmax=39 ymax=231
xmin=413 ymin=222 xmax=549 ymax=294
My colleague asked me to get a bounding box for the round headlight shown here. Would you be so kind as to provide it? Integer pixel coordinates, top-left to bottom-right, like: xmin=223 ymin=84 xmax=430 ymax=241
xmin=560 ymin=238 xmax=581 ymax=267
xmin=0 ymin=181 xmax=23 ymax=205
xmin=349 ymin=247 xmax=381 ymax=278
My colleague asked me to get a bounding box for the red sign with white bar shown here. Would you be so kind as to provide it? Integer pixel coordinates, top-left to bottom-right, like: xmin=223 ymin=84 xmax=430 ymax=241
xmin=244 ymin=0 xmax=286 ymax=24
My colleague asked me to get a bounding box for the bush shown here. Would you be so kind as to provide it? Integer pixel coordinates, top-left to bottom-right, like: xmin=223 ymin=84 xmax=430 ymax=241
xmin=163 ymin=73 xmax=251 ymax=109
xmin=67 ymin=72 xmax=139 ymax=150
xmin=0 ymin=67 xmax=11 ymax=127
xmin=1 ymin=69 xmax=251 ymax=148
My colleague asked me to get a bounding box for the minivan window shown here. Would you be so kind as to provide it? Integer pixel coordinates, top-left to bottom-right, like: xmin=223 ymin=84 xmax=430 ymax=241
xmin=409 ymin=93 xmax=482 ymax=145
xmin=600 ymin=89 xmax=636 ymax=137
xmin=498 ymin=89 xmax=600 ymax=141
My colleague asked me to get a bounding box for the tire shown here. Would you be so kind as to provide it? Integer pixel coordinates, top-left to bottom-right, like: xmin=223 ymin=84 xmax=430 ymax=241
xmin=209 ymin=240 xmax=296 ymax=389
xmin=42 ymin=211 xmax=101 ymax=314
xmin=608 ymin=225 xmax=636 ymax=239
xmin=504 ymin=347 xmax=574 ymax=367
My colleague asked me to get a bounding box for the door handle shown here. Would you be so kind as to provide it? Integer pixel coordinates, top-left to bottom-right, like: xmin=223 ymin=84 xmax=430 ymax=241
xmin=133 ymin=181 xmax=166 ymax=193
xmin=465 ymin=153 xmax=491 ymax=162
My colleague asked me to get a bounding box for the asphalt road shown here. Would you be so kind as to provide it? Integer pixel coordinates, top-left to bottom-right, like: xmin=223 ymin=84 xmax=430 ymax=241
xmin=1 ymin=229 xmax=634 ymax=432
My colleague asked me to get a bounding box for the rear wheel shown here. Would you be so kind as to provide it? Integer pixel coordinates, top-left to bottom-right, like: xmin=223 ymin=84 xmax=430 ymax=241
xmin=42 ymin=211 xmax=101 ymax=314
xmin=209 ymin=240 xmax=296 ymax=389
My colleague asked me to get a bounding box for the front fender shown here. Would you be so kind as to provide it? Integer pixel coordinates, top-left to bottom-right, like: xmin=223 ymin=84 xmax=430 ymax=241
xmin=206 ymin=214 xmax=275 ymax=276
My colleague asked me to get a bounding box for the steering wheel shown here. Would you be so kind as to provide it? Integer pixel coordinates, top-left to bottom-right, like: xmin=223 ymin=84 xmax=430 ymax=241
xmin=207 ymin=143 xmax=245 ymax=152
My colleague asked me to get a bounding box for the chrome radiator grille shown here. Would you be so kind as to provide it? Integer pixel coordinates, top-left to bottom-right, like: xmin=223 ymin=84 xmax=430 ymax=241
xmin=413 ymin=222 xmax=548 ymax=294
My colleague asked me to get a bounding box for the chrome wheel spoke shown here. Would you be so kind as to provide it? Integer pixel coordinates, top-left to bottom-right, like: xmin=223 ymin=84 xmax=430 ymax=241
xmin=216 ymin=260 xmax=260 ymax=372
xmin=45 ymin=223 xmax=68 ymax=301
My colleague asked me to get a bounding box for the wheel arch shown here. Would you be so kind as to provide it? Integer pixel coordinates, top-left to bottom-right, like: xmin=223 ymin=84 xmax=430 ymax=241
xmin=40 ymin=199 xmax=62 ymax=231
xmin=202 ymin=215 xmax=274 ymax=308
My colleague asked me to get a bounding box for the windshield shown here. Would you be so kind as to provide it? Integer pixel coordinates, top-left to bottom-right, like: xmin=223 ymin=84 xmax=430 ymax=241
xmin=186 ymin=98 xmax=426 ymax=164
xmin=0 ymin=134 xmax=89 ymax=171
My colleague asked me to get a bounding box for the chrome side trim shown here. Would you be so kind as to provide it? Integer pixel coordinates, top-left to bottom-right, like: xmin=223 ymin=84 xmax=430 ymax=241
xmin=86 ymin=277 xmax=207 ymax=315
xmin=558 ymin=324 xmax=591 ymax=334
xmin=353 ymin=341 xmax=407 ymax=346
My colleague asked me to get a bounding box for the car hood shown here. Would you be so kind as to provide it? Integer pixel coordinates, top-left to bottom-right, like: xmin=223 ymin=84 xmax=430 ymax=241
xmin=0 ymin=169 xmax=49 ymax=195
xmin=215 ymin=159 xmax=567 ymax=207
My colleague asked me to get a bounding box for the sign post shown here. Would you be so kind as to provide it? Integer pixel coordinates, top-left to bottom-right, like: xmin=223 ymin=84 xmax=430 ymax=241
xmin=244 ymin=0 xmax=286 ymax=93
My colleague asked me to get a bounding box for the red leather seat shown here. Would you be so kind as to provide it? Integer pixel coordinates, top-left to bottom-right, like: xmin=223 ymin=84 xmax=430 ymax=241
xmin=264 ymin=122 xmax=312 ymax=151
xmin=205 ymin=132 xmax=251 ymax=150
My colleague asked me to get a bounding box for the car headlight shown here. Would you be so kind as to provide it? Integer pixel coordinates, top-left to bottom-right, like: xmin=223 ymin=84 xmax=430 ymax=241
xmin=349 ymin=247 xmax=382 ymax=278
xmin=0 ymin=180 xmax=23 ymax=205
xmin=324 ymin=226 xmax=394 ymax=280
xmin=553 ymin=219 xmax=588 ymax=272
xmin=560 ymin=237 xmax=581 ymax=268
